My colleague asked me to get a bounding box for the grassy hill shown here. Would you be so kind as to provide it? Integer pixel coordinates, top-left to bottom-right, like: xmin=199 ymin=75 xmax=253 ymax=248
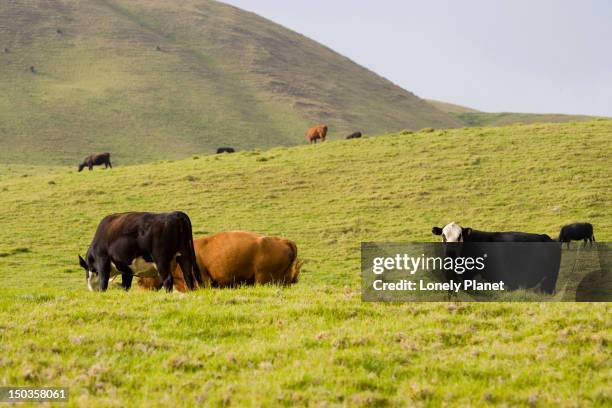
xmin=0 ymin=120 xmax=610 ymax=405
xmin=427 ymin=99 xmax=598 ymax=127
xmin=452 ymin=111 xmax=599 ymax=127
xmin=0 ymin=0 xmax=459 ymax=166
xmin=426 ymin=99 xmax=481 ymax=114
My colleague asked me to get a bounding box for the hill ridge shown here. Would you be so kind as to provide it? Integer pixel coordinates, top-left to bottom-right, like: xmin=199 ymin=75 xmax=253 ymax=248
xmin=0 ymin=0 xmax=459 ymax=165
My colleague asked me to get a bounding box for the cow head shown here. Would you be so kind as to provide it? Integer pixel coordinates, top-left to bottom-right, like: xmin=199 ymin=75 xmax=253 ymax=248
xmin=433 ymin=222 xmax=468 ymax=242
xmin=78 ymin=162 xmax=85 ymax=172
xmin=78 ymin=253 xmax=101 ymax=291
xmin=432 ymin=222 xmax=472 ymax=258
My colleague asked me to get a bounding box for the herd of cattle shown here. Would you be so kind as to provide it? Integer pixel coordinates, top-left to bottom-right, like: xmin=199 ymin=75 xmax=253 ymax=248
xmin=74 ymin=125 xmax=597 ymax=294
xmin=432 ymin=221 xmax=595 ymax=247
xmin=76 ymin=125 xmax=359 ymax=171
xmin=78 ymin=211 xmax=300 ymax=292
xmin=77 ymin=211 xmax=596 ymax=293
xmin=431 ymin=222 xmax=596 ymax=294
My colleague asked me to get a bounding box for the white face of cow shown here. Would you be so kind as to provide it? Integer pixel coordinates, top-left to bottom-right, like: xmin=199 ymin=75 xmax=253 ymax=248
xmin=80 ymin=255 xmax=101 ymax=292
xmin=432 ymin=222 xmax=464 ymax=242
xmin=86 ymin=270 xmax=101 ymax=292
xmin=442 ymin=222 xmax=463 ymax=242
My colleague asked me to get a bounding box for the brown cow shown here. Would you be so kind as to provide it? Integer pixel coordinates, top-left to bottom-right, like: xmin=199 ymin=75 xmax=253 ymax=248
xmin=306 ymin=125 xmax=328 ymax=144
xmin=138 ymin=231 xmax=301 ymax=291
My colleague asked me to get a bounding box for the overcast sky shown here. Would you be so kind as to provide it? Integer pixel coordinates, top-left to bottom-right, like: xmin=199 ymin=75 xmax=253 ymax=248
xmin=223 ymin=0 xmax=611 ymax=116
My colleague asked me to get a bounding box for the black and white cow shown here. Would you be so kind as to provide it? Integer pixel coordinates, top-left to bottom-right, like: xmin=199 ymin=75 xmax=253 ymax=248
xmin=558 ymin=223 xmax=595 ymax=248
xmin=432 ymin=222 xmax=554 ymax=244
xmin=78 ymin=212 xmax=201 ymax=292
xmin=432 ymin=222 xmax=559 ymax=294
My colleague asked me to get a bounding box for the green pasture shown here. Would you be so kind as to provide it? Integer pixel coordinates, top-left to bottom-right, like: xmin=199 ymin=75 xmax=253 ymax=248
xmin=0 ymin=121 xmax=610 ymax=406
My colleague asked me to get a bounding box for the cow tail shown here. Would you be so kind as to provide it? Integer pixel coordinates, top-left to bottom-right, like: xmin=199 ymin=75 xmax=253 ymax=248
xmin=178 ymin=212 xmax=202 ymax=288
xmin=282 ymin=240 xmax=301 ymax=285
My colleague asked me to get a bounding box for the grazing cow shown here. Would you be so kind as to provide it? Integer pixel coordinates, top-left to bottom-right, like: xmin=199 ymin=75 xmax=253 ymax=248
xmin=78 ymin=211 xmax=201 ymax=292
xmin=78 ymin=152 xmax=112 ymax=172
xmin=138 ymin=231 xmax=301 ymax=290
xmin=558 ymin=223 xmax=595 ymax=248
xmin=216 ymin=147 xmax=236 ymax=154
xmin=432 ymin=222 xmax=558 ymax=293
xmin=306 ymin=125 xmax=328 ymax=144
xmin=346 ymin=132 xmax=362 ymax=140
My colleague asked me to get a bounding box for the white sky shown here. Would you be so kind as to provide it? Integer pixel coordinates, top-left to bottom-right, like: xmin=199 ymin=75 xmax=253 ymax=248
xmin=222 ymin=0 xmax=612 ymax=116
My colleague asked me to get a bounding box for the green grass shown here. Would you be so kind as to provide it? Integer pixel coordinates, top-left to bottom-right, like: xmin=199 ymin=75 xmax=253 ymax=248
xmin=0 ymin=120 xmax=611 ymax=406
xmin=426 ymin=99 xmax=599 ymax=127
xmin=452 ymin=112 xmax=598 ymax=127
xmin=0 ymin=0 xmax=459 ymax=166
xmin=426 ymin=99 xmax=481 ymax=114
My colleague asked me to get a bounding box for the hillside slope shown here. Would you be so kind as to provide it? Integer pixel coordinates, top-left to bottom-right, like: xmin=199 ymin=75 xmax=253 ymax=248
xmin=2 ymin=120 xmax=609 ymax=278
xmin=426 ymin=99 xmax=481 ymax=114
xmin=0 ymin=0 xmax=459 ymax=165
xmin=452 ymin=111 xmax=599 ymax=127
xmin=0 ymin=120 xmax=610 ymax=405
xmin=427 ymin=99 xmax=597 ymax=127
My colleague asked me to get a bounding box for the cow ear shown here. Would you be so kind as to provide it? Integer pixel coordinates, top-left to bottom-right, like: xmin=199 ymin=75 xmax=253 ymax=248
xmin=432 ymin=227 xmax=443 ymax=236
xmin=78 ymin=255 xmax=88 ymax=269
xmin=463 ymin=228 xmax=472 ymax=238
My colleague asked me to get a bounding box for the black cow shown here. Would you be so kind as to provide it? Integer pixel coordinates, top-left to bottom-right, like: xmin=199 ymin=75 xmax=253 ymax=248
xmin=78 ymin=152 xmax=112 ymax=172
xmin=78 ymin=212 xmax=202 ymax=292
xmin=217 ymin=147 xmax=235 ymax=154
xmin=346 ymin=132 xmax=362 ymax=140
xmin=432 ymin=222 xmax=553 ymax=244
xmin=558 ymin=223 xmax=595 ymax=248
xmin=432 ymin=222 xmax=558 ymax=294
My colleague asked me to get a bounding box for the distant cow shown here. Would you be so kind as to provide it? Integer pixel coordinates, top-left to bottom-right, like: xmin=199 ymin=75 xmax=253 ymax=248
xmin=78 ymin=152 xmax=112 ymax=172
xmin=346 ymin=132 xmax=362 ymax=140
xmin=558 ymin=223 xmax=595 ymax=248
xmin=432 ymin=222 xmax=558 ymax=293
xmin=306 ymin=125 xmax=328 ymax=144
xmin=78 ymin=212 xmax=201 ymax=292
xmin=216 ymin=147 xmax=236 ymax=154
xmin=138 ymin=231 xmax=301 ymax=290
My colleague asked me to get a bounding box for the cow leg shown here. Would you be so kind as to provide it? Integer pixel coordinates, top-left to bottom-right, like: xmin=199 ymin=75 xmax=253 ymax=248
xmin=176 ymin=255 xmax=195 ymax=290
xmin=114 ymin=262 xmax=134 ymax=291
xmin=155 ymin=259 xmax=174 ymax=292
xmin=108 ymin=160 xmax=112 ymax=169
xmin=98 ymin=259 xmax=111 ymax=292
xmin=540 ymin=275 xmax=556 ymax=295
